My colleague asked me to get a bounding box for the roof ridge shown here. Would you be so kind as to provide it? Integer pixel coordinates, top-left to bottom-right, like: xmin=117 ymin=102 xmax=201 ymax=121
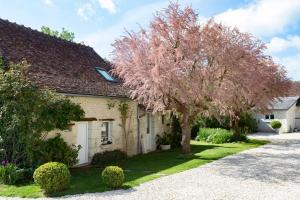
xmin=0 ymin=18 xmax=93 ymax=50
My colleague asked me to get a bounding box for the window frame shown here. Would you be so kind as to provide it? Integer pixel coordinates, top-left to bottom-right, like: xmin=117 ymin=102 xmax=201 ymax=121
xmin=146 ymin=113 xmax=150 ymax=134
xmin=95 ymin=67 xmax=117 ymax=82
xmin=264 ymin=114 xmax=275 ymax=121
xmin=100 ymin=121 xmax=113 ymax=145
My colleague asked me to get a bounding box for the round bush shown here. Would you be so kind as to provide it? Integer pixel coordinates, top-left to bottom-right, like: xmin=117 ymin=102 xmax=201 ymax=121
xmin=101 ymin=166 xmax=124 ymax=189
xmin=33 ymin=162 xmax=70 ymax=194
xmin=271 ymin=120 xmax=282 ymax=129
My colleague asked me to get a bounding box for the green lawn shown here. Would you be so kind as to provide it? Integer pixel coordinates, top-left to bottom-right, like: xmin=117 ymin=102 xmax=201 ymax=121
xmin=0 ymin=139 xmax=267 ymax=198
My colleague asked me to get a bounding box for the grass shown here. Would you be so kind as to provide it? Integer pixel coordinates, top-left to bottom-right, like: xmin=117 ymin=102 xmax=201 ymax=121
xmin=0 ymin=139 xmax=267 ymax=198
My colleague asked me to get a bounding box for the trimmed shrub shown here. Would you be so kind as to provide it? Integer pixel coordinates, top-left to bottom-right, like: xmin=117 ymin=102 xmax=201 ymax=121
xmin=101 ymin=166 xmax=124 ymax=189
xmin=35 ymin=134 xmax=80 ymax=167
xmin=271 ymin=120 xmax=282 ymax=129
xmin=91 ymin=150 xmax=127 ymax=167
xmin=0 ymin=163 xmax=18 ymax=185
xmin=33 ymin=162 xmax=70 ymax=194
xmin=207 ymin=130 xmax=234 ymax=144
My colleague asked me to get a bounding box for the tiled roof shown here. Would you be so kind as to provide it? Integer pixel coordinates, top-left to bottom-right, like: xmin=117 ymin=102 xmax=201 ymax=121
xmin=270 ymin=96 xmax=300 ymax=110
xmin=0 ymin=18 xmax=127 ymax=97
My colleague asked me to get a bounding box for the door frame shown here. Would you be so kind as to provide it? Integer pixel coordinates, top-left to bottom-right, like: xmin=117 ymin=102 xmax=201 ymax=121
xmin=77 ymin=122 xmax=89 ymax=165
xmin=144 ymin=113 xmax=155 ymax=152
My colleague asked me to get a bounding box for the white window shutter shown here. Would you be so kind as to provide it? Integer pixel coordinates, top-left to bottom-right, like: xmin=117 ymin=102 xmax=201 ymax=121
xmin=109 ymin=122 xmax=113 ymax=142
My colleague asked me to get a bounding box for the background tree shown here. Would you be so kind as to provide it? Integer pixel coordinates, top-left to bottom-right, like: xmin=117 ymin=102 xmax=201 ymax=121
xmin=197 ymin=20 xmax=291 ymax=139
xmin=112 ymin=3 xmax=290 ymax=153
xmin=41 ymin=26 xmax=75 ymax=42
xmin=0 ymin=60 xmax=84 ymax=167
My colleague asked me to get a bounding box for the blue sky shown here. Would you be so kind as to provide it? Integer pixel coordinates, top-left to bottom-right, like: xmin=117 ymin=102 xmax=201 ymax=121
xmin=0 ymin=0 xmax=300 ymax=80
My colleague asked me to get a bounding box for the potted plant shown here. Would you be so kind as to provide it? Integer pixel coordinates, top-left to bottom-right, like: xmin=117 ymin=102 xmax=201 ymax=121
xmin=156 ymin=133 xmax=171 ymax=150
xmin=270 ymin=120 xmax=282 ymax=134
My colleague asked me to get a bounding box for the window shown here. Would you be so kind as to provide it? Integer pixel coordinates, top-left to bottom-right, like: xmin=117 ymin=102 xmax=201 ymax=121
xmin=161 ymin=115 xmax=165 ymax=125
xmin=265 ymin=114 xmax=275 ymax=120
xmin=101 ymin=121 xmax=112 ymax=145
xmin=95 ymin=68 xmax=116 ymax=82
xmin=147 ymin=113 xmax=150 ymax=134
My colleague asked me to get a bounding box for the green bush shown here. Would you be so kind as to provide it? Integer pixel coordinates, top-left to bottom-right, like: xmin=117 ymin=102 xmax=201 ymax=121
xmin=35 ymin=134 xmax=80 ymax=167
xmin=0 ymin=163 xmax=18 ymax=185
xmin=91 ymin=150 xmax=127 ymax=167
xmin=193 ymin=112 xmax=257 ymax=138
xmin=101 ymin=166 xmax=124 ymax=189
xmin=196 ymin=128 xmax=216 ymax=141
xmin=156 ymin=133 xmax=170 ymax=146
xmin=33 ymin=162 xmax=70 ymax=194
xmin=16 ymin=168 xmax=34 ymax=184
xmin=207 ymin=130 xmax=234 ymax=144
xmin=196 ymin=128 xmax=241 ymax=144
xmin=237 ymin=112 xmax=258 ymax=134
xmin=0 ymin=61 xmax=84 ymax=168
xmin=271 ymin=120 xmax=282 ymax=129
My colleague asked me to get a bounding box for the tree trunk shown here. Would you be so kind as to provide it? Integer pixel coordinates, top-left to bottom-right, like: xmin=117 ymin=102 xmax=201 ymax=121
xmin=180 ymin=113 xmax=191 ymax=154
xmin=231 ymin=118 xmax=241 ymax=141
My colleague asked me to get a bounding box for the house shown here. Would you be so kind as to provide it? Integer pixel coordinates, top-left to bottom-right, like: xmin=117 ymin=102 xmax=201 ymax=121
xmin=255 ymin=96 xmax=300 ymax=133
xmin=0 ymin=18 xmax=166 ymax=165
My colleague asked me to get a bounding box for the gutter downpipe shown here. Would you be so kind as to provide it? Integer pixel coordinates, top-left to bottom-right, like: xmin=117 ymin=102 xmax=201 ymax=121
xmin=137 ymin=105 xmax=142 ymax=154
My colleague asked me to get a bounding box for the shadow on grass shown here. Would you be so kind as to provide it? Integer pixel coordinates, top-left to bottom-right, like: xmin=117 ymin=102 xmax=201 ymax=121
xmin=50 ymin=140 xmax=264 ymax=197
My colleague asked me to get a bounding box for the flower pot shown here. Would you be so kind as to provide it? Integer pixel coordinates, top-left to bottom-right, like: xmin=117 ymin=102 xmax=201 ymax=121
xmin=160 ymin=144 xmax=171 ymax=150
xmin=275 ymin=128 xmax=283 ymax=134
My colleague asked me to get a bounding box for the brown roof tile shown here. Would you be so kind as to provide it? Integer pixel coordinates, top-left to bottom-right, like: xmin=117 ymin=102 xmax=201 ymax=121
xmin=0 ymin=18 xmax=127 ymax=97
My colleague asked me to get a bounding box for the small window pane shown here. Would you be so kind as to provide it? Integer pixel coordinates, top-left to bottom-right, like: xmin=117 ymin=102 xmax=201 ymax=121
xmin=147 ymin=114 xmax=150 ymax=134
xmin=101 ymin=122 xmax=112 ymax=144
xmin=270 ymin=114 xmax=275 ymax=119
xmin=96 ymin=68 xmax=115 ymax=82
xmin=265 ymin=115 xmax=269 ymax=119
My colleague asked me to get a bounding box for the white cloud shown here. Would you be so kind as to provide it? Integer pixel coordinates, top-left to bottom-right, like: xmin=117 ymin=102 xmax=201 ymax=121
xmin=265 ymin=35 xmax=300 ymax=80
xmin=42 ymin=0 xmax=54 ymax=7
xmin=77 ymin=3 xmax=95 ymax=21
xmin=81 ymin=1 xmax=168 ymax=58
xmin=80 ymin=0 xmax=203 ymax=58
xmin=97 ymin=0 xmax=117 ymax=14
xmin=215 ymin=0 xmax=300 ymax=37
xmin=267 ymin=36 xmax=300 ymax=53
xmin=273 ymin=54 xmax=300 ymax=80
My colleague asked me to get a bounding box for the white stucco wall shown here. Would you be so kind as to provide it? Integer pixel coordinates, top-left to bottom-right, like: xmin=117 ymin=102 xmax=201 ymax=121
xmin=46 ymin=95 xmax=166 ymax=163
xmin=295 ymin=107 xmax=300 ymax=130
xmin=255 ymin=104 xmax=298 ymax=133
xmin=286 ymin=104 xmax=296 ymax=132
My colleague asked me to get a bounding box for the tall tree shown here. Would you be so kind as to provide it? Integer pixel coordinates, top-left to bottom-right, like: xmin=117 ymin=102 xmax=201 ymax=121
xmin=41 ymin=26 xmax=75 ymax=42
xmin=111 ymin=3 xmax=290 ymax=153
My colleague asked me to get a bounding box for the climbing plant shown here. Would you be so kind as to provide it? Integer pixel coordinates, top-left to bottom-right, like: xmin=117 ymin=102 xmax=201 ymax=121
xmin=107 ymin=101 xmax=133 ymax=154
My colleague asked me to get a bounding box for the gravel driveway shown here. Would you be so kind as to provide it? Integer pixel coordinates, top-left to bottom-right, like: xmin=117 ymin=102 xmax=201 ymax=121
xmin=2 ymin=132 xmax=300 ymax=200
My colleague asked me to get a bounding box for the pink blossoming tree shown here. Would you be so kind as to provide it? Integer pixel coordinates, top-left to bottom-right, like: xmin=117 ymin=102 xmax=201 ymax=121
xmin=112 ymin=3 xmax=291 ymax=153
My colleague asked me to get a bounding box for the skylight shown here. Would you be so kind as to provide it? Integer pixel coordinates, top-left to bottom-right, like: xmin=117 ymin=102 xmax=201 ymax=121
xmin=95 ymin=68 xmax=116 ymax=82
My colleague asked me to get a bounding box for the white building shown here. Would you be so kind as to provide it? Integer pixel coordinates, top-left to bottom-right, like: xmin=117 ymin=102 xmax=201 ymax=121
xmin=255 ymin=97 xmax=300 ymax=133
